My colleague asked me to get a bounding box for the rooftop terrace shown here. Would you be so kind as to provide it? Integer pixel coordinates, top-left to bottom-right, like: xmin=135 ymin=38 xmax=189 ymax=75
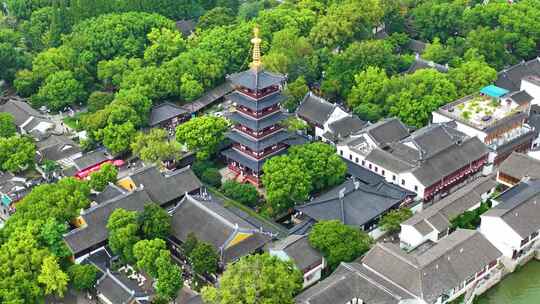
xmin=439 ymin=92 xmax=524 ymax=130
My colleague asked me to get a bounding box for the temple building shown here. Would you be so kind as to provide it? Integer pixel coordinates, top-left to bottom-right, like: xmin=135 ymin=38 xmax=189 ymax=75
xmin=222 ymin=28 xmax=290 ymax=186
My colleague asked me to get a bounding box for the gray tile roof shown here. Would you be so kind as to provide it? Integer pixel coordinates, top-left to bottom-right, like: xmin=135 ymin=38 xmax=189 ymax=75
xmin=227 ymin=69 xmax=285 ymax=91
xmin=406 ymin=56 xmax=449 ymax=74
xmin=73 ymin=150 xmax=111 ymax=171
xmin=498 ymin=152 xmax=540 ymax=181
xmin=407 ymin=39 xmax=427 ymax=54
xmin=181 ymin=82 xmax=233 ymax=113
xmin=175 ymin=19 xmax=195 ymax=37
xmin=270 ymin=234 xmax=322 ymax=272
xmin=227 ymin=91 xmax=285 ymax=112
xmin=364 ymin=118 xmax=410 ymax=145
xmin=324 ymin=115 xmax=367 ymax=142
xmin=508 ymin=90 xmax=533 ymax=106
xmin=363 ymin=229 xmax=502 ymax=304
xmin=91 ymin=183 xmax=126 ymax=204
xmin=228 ymin=111 xmax=288 ymax=131
xmin=64 ymin=189 xmax=152 ymax=255
xmin=96 ymin=274 xmax=134 ymax=304
xmin=222 ymin=147 xmax=288 ymax=173
xmin=411 ymin=137 xmax=488 ymax=187
xmin=296 ymin=179 xmax=414 ymax=227
xmin=148 ymin=102 xmax=188 ymax=126
xmin=495 ymin=57 xmax=540 ymax=92
xmin=226 ymin=129 xmax=290 ymax=152
xmin=36 ymin=135 xmax=81 ymax=162
xmin=296 ymin=92 xmax=337 ymax=126
xmin=127 ymin=166 xmax=202 ymax=206
xmin=0 ymin=99 xmax=43 ymax=126
xmin=296 ymin=262 xmax=410 ymax=304
xmin=366 ymin=145 xmax=416 ymax=173
xmin=484 ymin=179 xmax=540 ymax=238
xmin=404 ymin=176 xmax=496 ymax=235
xmin=403 ymin=124 xmax=466 ymax=159
xmin=345 ymin=159 xmax=385 ymax=186
xmin=170 ymin=194 xmax=272 ymax=263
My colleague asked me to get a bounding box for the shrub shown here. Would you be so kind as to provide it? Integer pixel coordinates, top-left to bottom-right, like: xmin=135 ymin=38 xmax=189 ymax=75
xmin=201 ymin=167 xmax=221 ymax=188
xmin=221 ymin=180 xmax=259 ymax=207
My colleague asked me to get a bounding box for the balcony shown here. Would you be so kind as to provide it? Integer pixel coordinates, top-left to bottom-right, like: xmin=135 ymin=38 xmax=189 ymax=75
xmin=236 ymin=105 xmax=281 ymax=119
xmin=233 ymin=143 xmax=288 ymax=160
xmin=238 ymin=86 xmax=279 ymax=99
xmin=487 ymin=125 xmax=534 ymax=150
xmin=234 ymin=125 xmax=283 ymax=139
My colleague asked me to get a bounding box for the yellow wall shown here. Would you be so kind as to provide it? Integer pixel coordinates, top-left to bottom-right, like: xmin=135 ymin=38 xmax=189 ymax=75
xmin=226 ymin=232 xmax=252 ymax=248
xmin=118 ymin=177 xmax=136 ymax=191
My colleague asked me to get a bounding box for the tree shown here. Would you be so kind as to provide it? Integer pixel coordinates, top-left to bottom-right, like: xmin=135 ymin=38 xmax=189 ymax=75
xmin=107 ymin=208 xmax=140 ymax=264
xmin=88 ymin=163 xmax=118 ymax=192
xmin=0 ymin=113 xmax=17 ymax=138
xmin=464 ymin=27 xmax=515 ymax=70
xmin=201 ymin=167 xmax=222 ymax=188
xmin=0 ymin=135 xmax=36 ymax=173
xmin=198 ymin=7 xmax=236 ymax=31
xmin=183 ymin=232 xmax=199 ymax=256
xmin=5 ymin=177 xmax=90 ymax=230
xmin=180 ymin=73 xmax=204 ymax=101
xmin=0 ymin=228 xmax=51 ymax=303
xmin=283 ymin=76 xmax=309 ymax=112
xmin=353 ymin=103 xmax=383 ymax=122
xmin=309 ymin=0 xmax=384 ymax=49
xmin=411 ymin=0 xmax=465 ymax=42
xmin=289 ymin=142 xmax=347 ymax=192
xmin=67 ymin=264 xmax=99 ymax=291
xmin=347 ymin=66 xmax=389 ymax=109
xmin=449 ymin=52 xmax=497 ymax=96
xmin=189 ymin=242 xmax=219 ymax=275
xmin=138 ymin=203 xmax=171 ymax=240
xmin=39 ymin=218 xmax=71 ymax=258
xmin=262 ymin=155 xmax=312 ymax=215
xmin=155 ymin=250 xmax=183 ymax=300
xmin=221 ymin=180 xmax=259 ymax=207
xmin=322 ymin=39 xmax=401 ymax=100
xmin=100 ymin=122 xmax=136 ymax=155
xmin=0 ymin=28 xmax=30 ymax=83
xmin=379 ymin=208 xmax=413 ymax=233
xmin=202 ymin=253 xmax=303 ymax=304
xmin=422 ymin=38 xmax=455 ymax=64
xmin=388 ymin=69 xmax=457 ymax=128
xmin=175 ymin=116 xmax=229 ymax=160
xmin=131 ymin=129 xmax=180 ymax=165
xmin=87 ymin=91 xmax=114 ymax=113
xmin=32 ymin=70 xmax=86 ymax=111
xmin=133 ymin=238 xmax=169 ymax=278
xmin=309 ymin=220 xmax=373 ymax=269
xmin=38 ymin=256 xmax=69 ymax=298
xmin=143 ymin=27 xmax=186 ymax=65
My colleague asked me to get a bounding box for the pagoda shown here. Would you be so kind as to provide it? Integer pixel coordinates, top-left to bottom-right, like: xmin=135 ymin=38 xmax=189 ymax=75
xmin=222 ymin=27 xmax=290 ymax=186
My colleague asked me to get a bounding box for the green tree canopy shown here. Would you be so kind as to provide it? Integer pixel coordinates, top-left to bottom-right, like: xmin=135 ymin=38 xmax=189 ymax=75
xmin=197 ymin=7 xmax=236 ymax=31
xmin=189 ymin=241 xmax=219 ymax=275
xmin=143 ymin=27 xmax=185 ymax=65
xmin=107 ymin=208 xmax=140 ymax=264
xmin=175 ymin=115 xmax=229 ymax=160
xmin=202 ymin=253 xmax=303 ymax=304
xmin=0 ymin=113 xmax=17 ymax=138
xmin=283 ymin=76 xmax=309 ymax=112
xmin=38 ymin=256 xmax=69 ymax=298
xmin=32 ymin=70 xmax=86 ymax=111
xmin=262 ymin=155 xmax=312 ymax=215
xmin=138 ymin=203 xmax=171 ymax=240
xmin=0 ymin=135 xmax=36 ymax=173
xmin=99 ymin=122 xmax=136 ymax=155
xmin=289 ymin=142 xmax=347 ymax=192
xmin=347 ymin=66 xmax=389 ymax=110
xmin=449 ymin=51 xmax=497 ymax=96
xmin=155 ymin=249 xmax=183 ymax=300
xmin=133 ymin=238 xmax=169 ymax=278
xmin=379 ymin=208 xmax=413 ymax=233
xmin=131 ymin=128 xmax=180 ymax=165
xmin=67 ymin=264 xmax=99 ymax=291
xmin=88 ymin=162 xmax=118 ymax=192
xmin=221 ymin=180 xmax=259 ymax=207
xmin=309 ymin=220 xmax=373 ymax=269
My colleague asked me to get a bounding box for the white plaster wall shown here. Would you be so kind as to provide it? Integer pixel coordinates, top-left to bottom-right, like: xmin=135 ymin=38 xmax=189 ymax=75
xmin=522 ymin=79 xmax=540 ymax=105
xmin=480 ymin=216 xmax=522 ymax=258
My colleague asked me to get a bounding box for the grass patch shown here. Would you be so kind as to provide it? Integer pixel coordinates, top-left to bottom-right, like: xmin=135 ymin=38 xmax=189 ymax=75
xmin=62 ymin=112 xmax=87 ymax=131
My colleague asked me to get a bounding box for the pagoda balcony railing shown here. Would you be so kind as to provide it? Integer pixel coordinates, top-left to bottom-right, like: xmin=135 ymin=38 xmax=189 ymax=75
xmin=233 ymin=143 xmax=287 ymax=160
xmin=237 ymin=86 xmax=279 ymax=99
xmin=236 ymin=105 xmax=280 ymax=119
xmin=234 ymin=125 xmax=283 ymax=139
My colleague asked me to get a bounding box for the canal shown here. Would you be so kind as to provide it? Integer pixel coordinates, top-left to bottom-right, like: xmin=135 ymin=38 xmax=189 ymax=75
xmin=477 ymin=260 xmax=540 ymax=304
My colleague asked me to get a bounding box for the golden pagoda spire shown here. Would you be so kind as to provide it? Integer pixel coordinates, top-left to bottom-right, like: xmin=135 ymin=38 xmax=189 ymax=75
xmin=250 ymin=26 xmax=263 ymax=72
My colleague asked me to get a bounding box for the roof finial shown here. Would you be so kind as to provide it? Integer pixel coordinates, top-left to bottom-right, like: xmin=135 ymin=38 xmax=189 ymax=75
xmin=250 ymin=26 xmax=262 ymax=71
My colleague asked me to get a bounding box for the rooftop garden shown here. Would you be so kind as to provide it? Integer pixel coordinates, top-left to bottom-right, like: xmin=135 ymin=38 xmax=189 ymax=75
xmin=448 ymin=93 xmax=519 ymax=128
